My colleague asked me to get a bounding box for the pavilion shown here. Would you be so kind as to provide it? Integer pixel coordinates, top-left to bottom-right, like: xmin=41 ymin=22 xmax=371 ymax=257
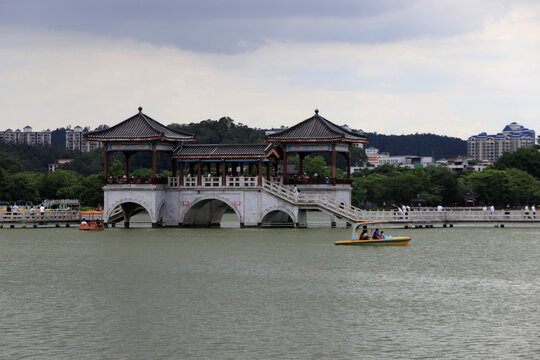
xmin=84 ymin=107 xmax=195 ymax=182
xmin=265 ymin=109 xmax=368 ymax=185
xmin=85 ymin=107 xmax=367 ymax=188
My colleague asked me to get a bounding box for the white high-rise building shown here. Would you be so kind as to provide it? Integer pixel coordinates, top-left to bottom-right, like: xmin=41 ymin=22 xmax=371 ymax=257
xmin=467 ymin=122 xmax=536 ymax=161
xmin=66 ymin=126 xmax=102 ymax=152
xmin=0 ymin=126 xmax=51 ymax=145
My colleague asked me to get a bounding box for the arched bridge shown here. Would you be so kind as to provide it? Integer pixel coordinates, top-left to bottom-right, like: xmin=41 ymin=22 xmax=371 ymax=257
xmin=104 ymin=177 xmax=358 ymax=228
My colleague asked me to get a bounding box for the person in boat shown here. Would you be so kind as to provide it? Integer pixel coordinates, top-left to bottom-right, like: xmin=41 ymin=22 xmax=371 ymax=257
xmin=372 ymin=228 xmax=380 ymax=239
xmin=357 ymin=225 xmax=369 ymax=240
xmin=379 ymin=231 xmax=385 ymax=239
xmin=81 ymin=218 xmax=88 ymax=225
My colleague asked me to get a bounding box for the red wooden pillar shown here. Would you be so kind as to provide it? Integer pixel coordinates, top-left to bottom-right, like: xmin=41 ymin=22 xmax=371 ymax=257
xmin=179 ymin=162 xmax=184 ymax=186
xmin=123 ymin=152 xmax=131 ymax=178
xmin=104 ymin=147 xmax=109 ymax=179
xmin=222 ymin=161 xmax=227 ymax=186
xmin=299 ymin=153 xmax=305 ymax=174
xmin=283 ymin=149 xmax=288 ymax=184
xmin=331 ymin=143 xmax=336 ymax=185
xmin=347 ymin=144 xmax=351 ymax=178
xmin=152 ymin=144 xmax=157 ymax=179
xmin=266 ymin=161 xmax=271 ymax=181
xmin=172 ymin=158 xmax=177 ymax=177
xmin=197 ymin=161 xmax=202 ymax=186
xmin=257 ymin=160 xmax=262 ymax=186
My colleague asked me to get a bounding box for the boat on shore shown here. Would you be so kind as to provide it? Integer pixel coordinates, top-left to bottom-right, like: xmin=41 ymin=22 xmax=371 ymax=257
xmin=335 ymin=220 xmax=410 ymax=246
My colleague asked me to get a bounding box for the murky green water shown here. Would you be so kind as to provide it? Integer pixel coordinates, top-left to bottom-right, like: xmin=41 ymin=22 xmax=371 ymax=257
xmin=1 ymin=216 xmax=539 ymax=359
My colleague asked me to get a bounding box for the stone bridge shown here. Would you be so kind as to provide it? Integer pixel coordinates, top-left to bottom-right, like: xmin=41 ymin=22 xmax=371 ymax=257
xmin=104 ymin=177 xmax=354 ymax=228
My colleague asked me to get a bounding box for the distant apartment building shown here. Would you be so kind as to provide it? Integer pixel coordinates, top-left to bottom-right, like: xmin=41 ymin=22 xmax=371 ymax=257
xmin=66 ymin=126 xmax=102 ymax=152
xmin=467 ymin=122 xmax=536 ymax=161
xmin=0 ymin=126 xmax=52 ymax=145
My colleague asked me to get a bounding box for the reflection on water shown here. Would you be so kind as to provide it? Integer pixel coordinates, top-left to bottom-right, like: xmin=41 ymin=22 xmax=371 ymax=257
xmin=1 ymin=221 xmax=538 ymax=359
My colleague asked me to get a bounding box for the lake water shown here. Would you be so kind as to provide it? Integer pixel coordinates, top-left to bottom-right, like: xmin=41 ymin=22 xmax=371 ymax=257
xmin=1 ymin=215 xmax=539 ymax=359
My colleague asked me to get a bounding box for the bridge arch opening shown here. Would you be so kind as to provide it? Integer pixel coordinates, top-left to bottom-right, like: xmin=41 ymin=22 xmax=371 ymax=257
xmin=182 ymin=199 xmax=241 ymax=228
xmin=260 ymin=210 xmax=295 ymax=228
xmin=107 ymin=201 xmax=154 ymax=228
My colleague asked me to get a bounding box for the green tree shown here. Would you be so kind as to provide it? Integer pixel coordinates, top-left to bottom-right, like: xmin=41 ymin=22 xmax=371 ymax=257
xmin=494 ymin=147 xmax=540 ymax=179
xmin=38 ymin=170 xmax=82 ymax=200
xmin=79 ymin=174 xmax=104 ymax=207
xmin=303 ymin=156 xmax=330 ymax=177
xmin=4 ymin=172 xmax=41 ymax=202
xmin=109 ymin=159 xmax=124 ymax=177
xmin=426 ymin=166 xmax=459 ymax=205
xmin=505 ymin=168 xmax=540 ymax=205
xmin=465 ymin=169 xmax=511 ymax=205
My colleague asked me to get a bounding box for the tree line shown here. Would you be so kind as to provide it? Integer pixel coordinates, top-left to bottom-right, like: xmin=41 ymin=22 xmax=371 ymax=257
xmin=0 ymin=117 xmax=537 ymax=208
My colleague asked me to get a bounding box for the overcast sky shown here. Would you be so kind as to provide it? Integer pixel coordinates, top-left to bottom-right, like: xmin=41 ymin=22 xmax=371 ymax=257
xmin=1 ymin=0 xmax=539 ymax=139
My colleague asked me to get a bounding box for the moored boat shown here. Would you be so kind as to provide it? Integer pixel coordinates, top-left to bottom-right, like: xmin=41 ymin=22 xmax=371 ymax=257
xmin=79 ymin=210 xmax=105 ymax=231
xmin=335 ymin=220 xmax=410 ymax=246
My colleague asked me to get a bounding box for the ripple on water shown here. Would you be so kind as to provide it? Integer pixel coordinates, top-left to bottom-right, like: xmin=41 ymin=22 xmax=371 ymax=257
xmin=0 ymin=226 xmax=538 ymax=359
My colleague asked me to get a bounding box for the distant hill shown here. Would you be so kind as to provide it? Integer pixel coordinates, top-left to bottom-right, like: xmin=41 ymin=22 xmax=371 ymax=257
xmin=366 ymin=133 xmax=467 ymax=159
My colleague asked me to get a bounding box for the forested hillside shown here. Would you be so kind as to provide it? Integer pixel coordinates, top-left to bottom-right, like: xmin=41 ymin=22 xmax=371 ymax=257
xmin=366 ymin=133 xmax=467 ymax=158
xmin=168 ymin=117 xmax=265 ymax=144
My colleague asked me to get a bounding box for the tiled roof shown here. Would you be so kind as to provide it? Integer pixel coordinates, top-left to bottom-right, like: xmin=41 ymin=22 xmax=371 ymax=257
xmin=84 ymin=107 xmax=194 ymax=142
xmin=265 ymin=110 xmax=367 ymax=143
xmin=174 ymin=144 xmax=278 ymax=159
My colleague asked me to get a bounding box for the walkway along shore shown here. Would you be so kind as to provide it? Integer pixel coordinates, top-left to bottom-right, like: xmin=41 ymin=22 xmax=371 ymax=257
xmin=0 ymin=208 xmax=538 ymax=229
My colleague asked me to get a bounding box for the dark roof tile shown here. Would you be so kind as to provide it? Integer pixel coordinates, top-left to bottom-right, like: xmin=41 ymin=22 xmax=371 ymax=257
xmin=84 ymin=107 xmax=194 ymax=142
xmin=174 ymin=144 xmax=277 ymax=158
xmin=265 ymin=110 xmax=367 ymax=143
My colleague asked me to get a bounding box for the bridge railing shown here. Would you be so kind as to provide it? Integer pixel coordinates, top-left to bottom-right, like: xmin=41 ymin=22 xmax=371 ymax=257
xmin=226 ymin=176 xmax=257 ymax=187
xmin=357 ymin=209 xmax=539 ymax=222
xmin=0 ymin=210 xmax=79 ymax=222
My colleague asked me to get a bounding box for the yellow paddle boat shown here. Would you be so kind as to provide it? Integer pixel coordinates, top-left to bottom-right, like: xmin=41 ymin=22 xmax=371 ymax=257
xmin=335 ymin=220 xmax=410 ymax=246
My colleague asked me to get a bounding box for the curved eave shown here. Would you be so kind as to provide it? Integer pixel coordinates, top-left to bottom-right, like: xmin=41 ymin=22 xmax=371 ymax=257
xmin=174 ymin=149 xmax=280 ymax=160
xmin=265 ymin=137 xmax=368 ymax=143
xmin=83 ymin=136 xmax=196 ymax=143
xmin=173 ymin=155 xmax=277 ymax=160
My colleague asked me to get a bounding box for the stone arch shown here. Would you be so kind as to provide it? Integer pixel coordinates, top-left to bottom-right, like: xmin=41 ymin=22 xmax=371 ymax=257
xmin=182 ymin=196 xmax=242 ymax=227
xmin=155 ymin=200 xmax=166 ymax=226
xmin=260 ymin=206 xmax=296 ymax=227
xmin=106 ymin=199 xmax=154 ymax=227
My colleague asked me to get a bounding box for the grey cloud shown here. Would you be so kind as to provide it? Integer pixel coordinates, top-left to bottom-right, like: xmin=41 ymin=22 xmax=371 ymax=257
xmin=0 ymin=0 xmax=519 ymax=53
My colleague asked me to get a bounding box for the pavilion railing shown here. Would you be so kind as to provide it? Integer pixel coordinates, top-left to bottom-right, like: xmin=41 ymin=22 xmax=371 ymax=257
xmin=167 ymin=176 xmax=259 ymax=188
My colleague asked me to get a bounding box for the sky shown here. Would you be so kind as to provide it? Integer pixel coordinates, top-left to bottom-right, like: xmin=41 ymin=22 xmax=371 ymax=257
xmin=1 ymin=0 xmax=539 ymax=139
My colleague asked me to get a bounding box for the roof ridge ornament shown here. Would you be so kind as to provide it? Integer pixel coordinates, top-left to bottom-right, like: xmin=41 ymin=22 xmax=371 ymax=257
xmin=315 ymin=109 xmax=319 ymax=114
xmin=138 ymin=106 xmax=143 ymax=113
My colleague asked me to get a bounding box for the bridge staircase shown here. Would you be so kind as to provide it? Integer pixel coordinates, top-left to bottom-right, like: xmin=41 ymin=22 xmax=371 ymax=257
xmin=261 ymin=180 xmax=365 ymax=223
